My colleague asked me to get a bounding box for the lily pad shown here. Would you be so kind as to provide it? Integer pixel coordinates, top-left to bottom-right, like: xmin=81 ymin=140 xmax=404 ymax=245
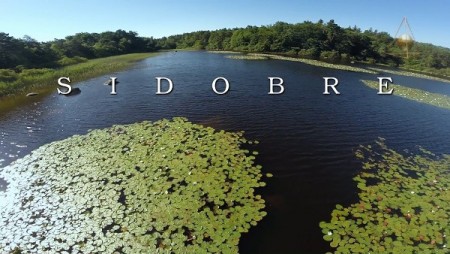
xmin=320 ymin=138 xmax=450 ymax=253
xmin=0 ymin=117 xmax=267 ymax=253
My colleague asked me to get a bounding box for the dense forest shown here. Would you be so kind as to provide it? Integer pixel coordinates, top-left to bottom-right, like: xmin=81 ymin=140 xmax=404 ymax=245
xmin=0 ymin=30 xmax=157 ymax=69
xmin=1 ymin=20 xmax=449 ymax=76
xmin=157 ymin=20 xmax=450 ymax=76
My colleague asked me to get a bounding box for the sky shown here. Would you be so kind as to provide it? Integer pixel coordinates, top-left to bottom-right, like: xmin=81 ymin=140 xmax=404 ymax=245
xmin=1 ymin=0 xmax=449 ymax=48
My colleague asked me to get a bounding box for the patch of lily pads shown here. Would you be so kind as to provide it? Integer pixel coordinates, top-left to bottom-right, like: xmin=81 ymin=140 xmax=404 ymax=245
xmin=208 ymin=51 xmax=241 ymax=54
xmin=366 ymin=67 xmax=450 ymax=84
xmin=320 ymin=138 xmax=450 ymax=253
xmin=225 ymin=55 xmax=269 ymax=60
xmin=362 ymin=80 xmax=450 ymax=110
xmin=227 ymin=53 xmax=377 ymax=74
xmin=0 ymin=117 xmax=267 ymax=253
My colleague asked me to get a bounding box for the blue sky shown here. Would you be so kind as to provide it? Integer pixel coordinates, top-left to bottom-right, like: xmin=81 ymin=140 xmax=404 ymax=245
xmin=1 ymin=0 xmax=449 ymax=48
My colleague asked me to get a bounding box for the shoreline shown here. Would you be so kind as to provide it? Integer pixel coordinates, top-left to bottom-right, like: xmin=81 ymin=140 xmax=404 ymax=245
xmin=366 ymin=66 xmax=450 ymax=84
xmin=225 ymin=52 xmax=377 ymax=74
xmin=211 ymin=50 xmax=450 ymax=82
xmin=0 ymin=52 xmax=159 ymax=98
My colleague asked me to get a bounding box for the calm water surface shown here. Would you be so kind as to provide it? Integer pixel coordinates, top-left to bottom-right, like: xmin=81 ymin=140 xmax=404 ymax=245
xmin=1 ymin=51 xmax=450 ymax=253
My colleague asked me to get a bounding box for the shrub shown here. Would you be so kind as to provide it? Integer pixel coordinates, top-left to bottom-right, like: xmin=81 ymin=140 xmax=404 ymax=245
xmin=0 ymin=69 xmax=18 ymax=82
xmin=298 ymin=48 xmax=318 ymax=59
xmin=320 ymin=50 xmax=341 ymax=62
xmin=58 ymin=56 xmax=88 ymax=66
xmin=340 ymin=53 xmax=350 ymax=63
xmin=286 ymin=49 xmax=298 ymax=57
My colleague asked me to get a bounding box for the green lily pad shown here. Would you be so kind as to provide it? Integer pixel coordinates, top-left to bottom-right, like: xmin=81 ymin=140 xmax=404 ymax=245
xmin=0 ymin=117 xmax=268 ymax=253
xmin=320 ymin=138 xmax=450 ymax=253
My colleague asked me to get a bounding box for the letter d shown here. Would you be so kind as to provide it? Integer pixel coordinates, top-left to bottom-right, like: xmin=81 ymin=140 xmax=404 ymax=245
xmin=156 ymin=77 xmax=173 ymax=95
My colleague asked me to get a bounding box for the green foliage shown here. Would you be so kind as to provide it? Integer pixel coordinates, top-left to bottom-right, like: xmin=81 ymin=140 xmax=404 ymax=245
xmin=0 ymin=69 xmax=18 ymax=82
xmin=57 ymin=56 xmax=88 ymax=66
xmin=298 ymin=48 xmax=319 ymax=59
xmin=362 ymin=79 xmax=450 ymax=110
xmin=0 ymin=118 xmax=267 ymax=253
xmin=229 ymin=53 xmax=376 ymax=74
xmin=320 ymin=138 xmax=450 ymax=253
xmin=340 ymin=53 xmax=350 ymax=63
xmin=225 ymin=54 xmax=268 ymax=60
xmin=0 ymin=30 xmax=157 ymax=70
xmin=320 ymin=50 xmax=341 ymax=63
xmin=160 ymin=20 xmax=450 ymax=75
xmin=0 ymin=53 xmax=157 ymax=96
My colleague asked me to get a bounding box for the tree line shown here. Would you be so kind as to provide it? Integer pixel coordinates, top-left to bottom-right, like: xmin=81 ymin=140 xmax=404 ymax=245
xmin=1 ymin=20 xmax=449 ymax=76
xmin=158 ymin=20 xmax=450 ymax=75
xmin=0 ymin=30 xmax=157 ymax=69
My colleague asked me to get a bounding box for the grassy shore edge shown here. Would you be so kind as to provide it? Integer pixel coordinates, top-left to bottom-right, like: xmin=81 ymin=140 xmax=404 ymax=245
xmin=210 ymin=50 xmax=450 ymax=82
xmin=0 ymin=52 xmax=159 ymax=98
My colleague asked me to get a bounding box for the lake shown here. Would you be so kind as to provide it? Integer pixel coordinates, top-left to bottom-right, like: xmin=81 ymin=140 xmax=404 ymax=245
xmin=1 ymin=51 xmax=450 ymax=253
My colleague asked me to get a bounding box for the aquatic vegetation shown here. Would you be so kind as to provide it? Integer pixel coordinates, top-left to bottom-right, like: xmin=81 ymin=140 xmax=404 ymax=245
xmin=362 ymin=80 xmax=450 ymax=110
xmin=226 ymin=53 xmax=377 ymax=74
xmin=0 ymin=117 xmax=267 ymax=253
xmin=320 ymin=138 xmax=450 ymax=253
xmin=367 ymin=67 xmax=450 ymax=84
xmin=225 ymin=55 xmax=269 ymax=60
xmin=208 ymin=51 xmax=241 ymax=54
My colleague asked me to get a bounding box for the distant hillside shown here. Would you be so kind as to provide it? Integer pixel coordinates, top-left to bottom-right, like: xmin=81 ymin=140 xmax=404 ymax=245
xmin=156 ymin=20 xmax=450 ymax=77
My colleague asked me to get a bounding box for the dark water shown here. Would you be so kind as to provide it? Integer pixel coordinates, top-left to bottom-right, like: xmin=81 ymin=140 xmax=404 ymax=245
xmin=1 ymin=51 xmax=450 ymax=253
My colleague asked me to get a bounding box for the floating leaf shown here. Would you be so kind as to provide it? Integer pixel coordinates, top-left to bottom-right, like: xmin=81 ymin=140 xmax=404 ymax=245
xmin=0 ymin=118 xmax=268 ymax=253
xmin=320 ymin=138 xmax=450 ymax=253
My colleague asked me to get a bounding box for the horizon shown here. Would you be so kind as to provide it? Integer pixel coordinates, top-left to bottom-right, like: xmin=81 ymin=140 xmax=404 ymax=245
xmin=1 ymin=0 xmax=449 ymax=49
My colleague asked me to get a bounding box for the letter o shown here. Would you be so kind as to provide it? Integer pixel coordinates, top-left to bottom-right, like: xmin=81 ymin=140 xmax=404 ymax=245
xmin=211 ymin=77 xmax=230 ymax=95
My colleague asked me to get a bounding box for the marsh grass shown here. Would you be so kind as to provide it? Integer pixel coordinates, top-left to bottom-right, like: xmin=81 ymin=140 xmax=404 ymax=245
xmin=225 ymin=54 xmax=269 ymax=60
xmin=367 ymin=67 xmax=450 ymax=84
xmin=208 ymin=51 xmax=241 ymax=54
xmin=225 ymin=53 xmax=377 ymax=74
xmin=362 ymin=80 xmax=450 ymax=110
xmin=0 ymin=53 xmax=158 ymax=97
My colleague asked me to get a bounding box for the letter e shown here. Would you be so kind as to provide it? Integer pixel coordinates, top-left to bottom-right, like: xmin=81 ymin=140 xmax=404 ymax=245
xmin=377 ymin=77 xmax=394 ymax=95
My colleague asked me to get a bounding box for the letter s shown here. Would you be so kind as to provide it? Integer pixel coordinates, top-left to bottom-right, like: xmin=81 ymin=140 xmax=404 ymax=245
xmin=57 ymin=77 xmax=72 ymax=95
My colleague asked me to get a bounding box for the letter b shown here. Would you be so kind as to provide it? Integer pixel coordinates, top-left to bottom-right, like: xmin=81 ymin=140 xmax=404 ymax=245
xmin=268 ymin=77 xmax=284 ymax=95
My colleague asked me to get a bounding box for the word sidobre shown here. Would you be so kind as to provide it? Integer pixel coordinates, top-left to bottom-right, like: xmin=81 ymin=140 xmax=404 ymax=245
xmin=57 ymin=76 xmax=396 ymax=95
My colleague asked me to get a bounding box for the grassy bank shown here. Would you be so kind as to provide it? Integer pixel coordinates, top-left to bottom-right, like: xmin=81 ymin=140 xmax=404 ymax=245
xmin=216 ymin=51 xmax=450 ymax=82
xmin=0 ymin=53 xmax=158 ymax=97
xmin=362 ymin=80 xmax=450 ymax=110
